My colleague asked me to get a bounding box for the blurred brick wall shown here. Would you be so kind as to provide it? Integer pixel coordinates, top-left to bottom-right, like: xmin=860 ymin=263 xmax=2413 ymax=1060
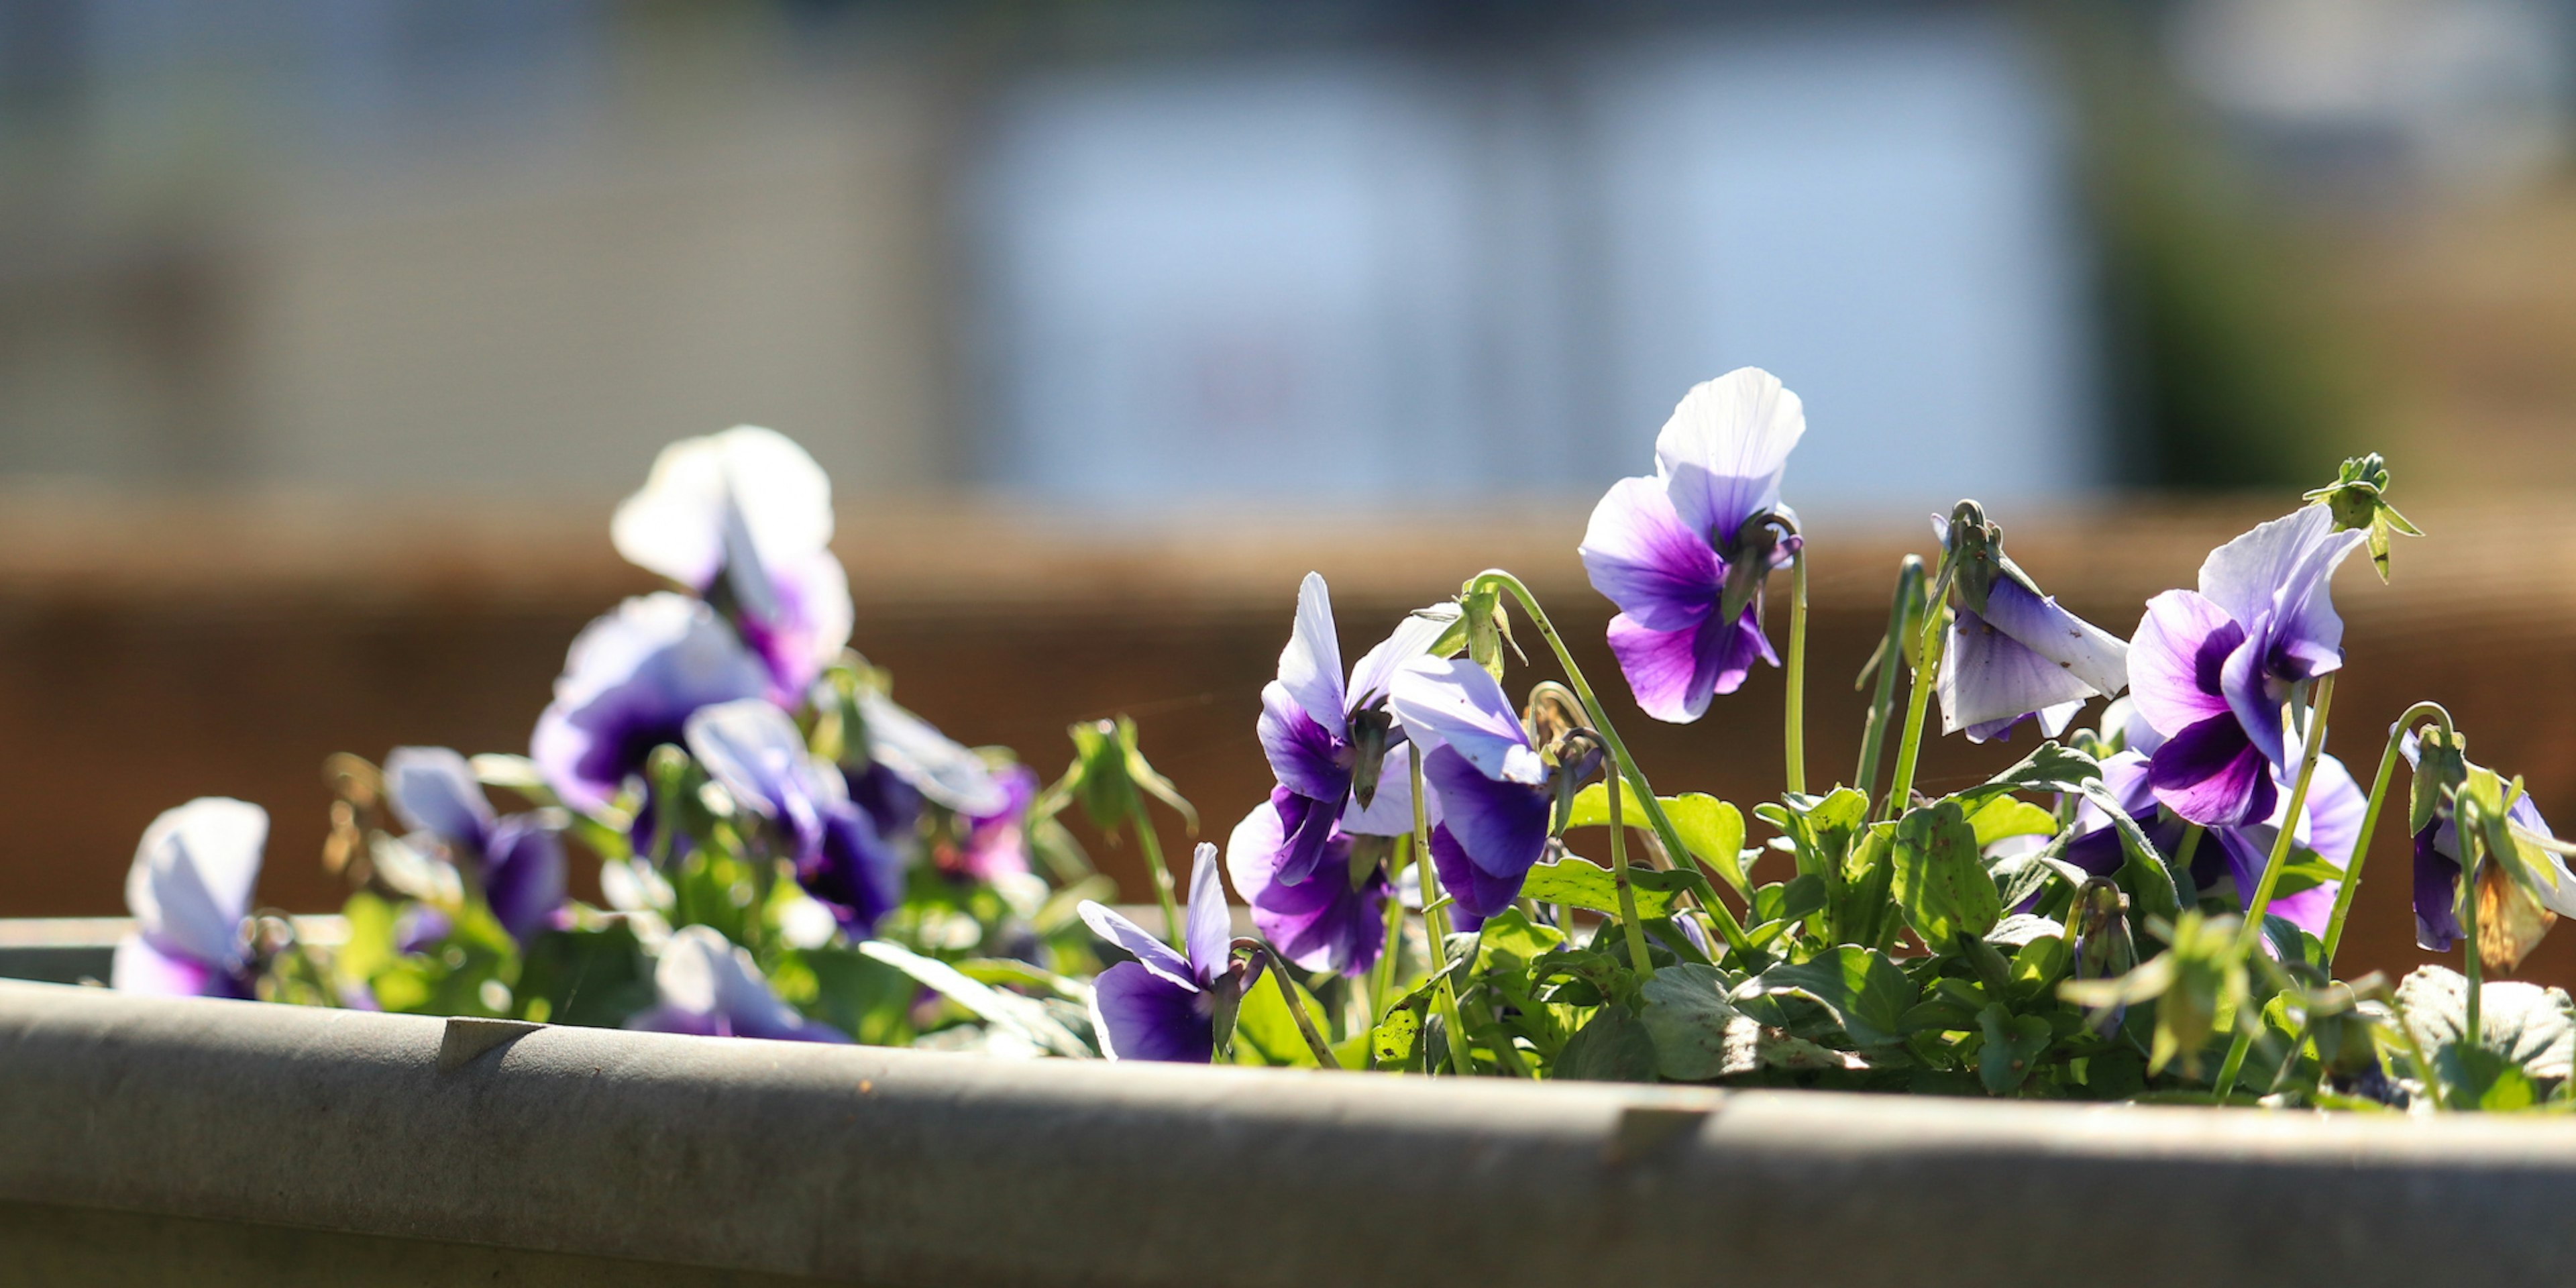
xmin=1 ymin=492 xmax=2567 ymax=989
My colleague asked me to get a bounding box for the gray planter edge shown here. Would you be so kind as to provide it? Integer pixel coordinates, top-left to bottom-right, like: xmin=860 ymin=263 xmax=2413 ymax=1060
xmin=11 ymin=979 xmax=2576 ymax=1285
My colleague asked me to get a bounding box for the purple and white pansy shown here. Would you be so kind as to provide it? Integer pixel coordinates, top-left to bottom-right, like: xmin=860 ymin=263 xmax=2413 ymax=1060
xmin=1931 ymin=506 xmax=2131 ymax=743
xmin=627 ymin=924 xmax=849 ymax=1042
xmin=1080 ymin=844 xmax=1250 ymax=1063
xmin=1255 ymin=574 xmax=1452 ymax=888
xmin=2129 ymin=505 xmax=2367 ymax=826
xmin=611 ymin=426 xmax=854 ymax=704
xmin=111 ymin=798 xmax=267 ymax=999
xmin=684 ymin=699 xmax=906 ymax=937
xmin=1579 ymin=368 xmax=1804 ymax=722
xmin=531 ymin=592 xmax=771 ymax=816
xmin=1387 ymin=656 xmax=1595 ymax=924
xmin=383 ymin=746 xmax=567 ymax=945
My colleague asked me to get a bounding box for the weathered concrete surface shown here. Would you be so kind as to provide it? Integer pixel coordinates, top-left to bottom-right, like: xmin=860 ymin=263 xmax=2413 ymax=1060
xmin=5 ymin=979 xmax=2576 ymax=1286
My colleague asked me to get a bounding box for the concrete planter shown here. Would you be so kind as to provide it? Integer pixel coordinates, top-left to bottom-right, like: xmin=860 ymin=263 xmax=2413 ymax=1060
xmin=9 ymin=977 xmax=2576 ymax=1287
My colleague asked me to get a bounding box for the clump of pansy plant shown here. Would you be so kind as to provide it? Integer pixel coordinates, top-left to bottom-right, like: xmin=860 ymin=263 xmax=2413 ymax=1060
xmin=112 ymin=393 xmax=2576 ymax=1110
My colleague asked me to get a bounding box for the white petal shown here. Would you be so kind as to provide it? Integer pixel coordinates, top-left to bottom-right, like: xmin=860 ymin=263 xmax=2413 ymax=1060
xmin=126 ymin=798 xmax=267 ymax=971
xmin=858 ymin=690 xmax=1007 ymax=816
xmin=1276 ymin=572 xmax=1348 ymax=734
xmin=612 ymin=427 xmax=834 ymax=589
xmin=1346 ymin=604 xmax=1460 ymax=712
xmin=1654 ymin=368 xmax=1805 ymax=543
xmin=1387 ymin=657 xmax=1544 ymax=786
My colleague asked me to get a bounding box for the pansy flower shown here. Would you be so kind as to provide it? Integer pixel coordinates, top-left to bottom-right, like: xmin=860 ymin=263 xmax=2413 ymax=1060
xmin=2063 ymin=741 xmax=2364 ymax=939
xmin=1387 ymin=657 xmax=1595 ymax=922
xmin=1256 ymin=574 xmax=1450 ymax=885
xmin=685 ymin=699 xmax=906 ymax=936
xmin=2129 ymin=506 xmax=2366 ymax=826
xmin=1579 ymin=368 xmax=1804 ymax=722
xmin=532 ymin=592 xmax=771 ymax=815
xmin=383 ymin=746 xmax=567 ymax=945
xmin=611 ymin=426 xmax=854 ymax=703
xmin=1079 ymin=844 xmax=1250 ymax=1063
xmin=947 ymin=763 xmax=1038 ymax=882
xmin=2400 ymin=735 xmax=2576 ymax=960
xmin=1226 ymin=780 xmax=1403 ymax=977
xmin=111 ymin=798 xmax=267 ymax=999
xmin=628 ymin=924 xmax=849 ymax=1042
xmin=1931 ymin=504 xmax=2129 ymax=743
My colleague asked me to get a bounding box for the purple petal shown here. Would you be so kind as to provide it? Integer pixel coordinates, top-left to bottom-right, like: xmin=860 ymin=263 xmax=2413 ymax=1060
xmin=2414 ymin=824 xmax=2464 ymax=952
xmin=2149 ymin=714 xmax=2278 ymax=827
xmin=1421 ymin=745 xmax=1551 ymax=881
xmin=483 ymin=816 xmax=568 ymax=946
xmin=2127 ymin=590 xmax=2241 ymax=740
xmin=1089 ymin=961 xmax=1215 ymax=1063
xmin=1271 ymin=788 xmax=1344 ymax=888
xmin=801 ymin=805 xmax=905 ymax=937
xmin=1605 ymin=602 xmax=1775 ymax=724
xmin=1579 ymin=476 xmax=1721 ymax=633
xmin=1978 ymin=576 xmax=2129 ymax=698
xmin=1258 ymin=682 xmax=1352 ymax=803
xmin=1276 ymin=572 xmax=1348 ymax=735
xmin=1428 ymin=824 xmax=1525 ymax=924
xmin=734 ymin=549 xmax=854 ymax=704
xmin=2220 ymin=631 xmax=2290 ymax=770
xmin=110 ymin=934 xmax=239 ymax=998
xmin=686 ymin=698 xmax=830 ymax=860
xmin=1939 ymin=604 xmax=2104 ymax=741
xmin=2063 ymin=754 xmax=2161 ymax=877
xmin=1227 ymin=801 xmax=1389 ymax=976
xmin=1387 ymin=658 xmax=1544 ymax=785
xmin=2197 ymin=506 xmax=2364 ymax=649
xmin=1182 ymin=843 xmax=1234 ymax=986
xmin=956 ymin=763 xmax=1037 ymax=881
xmin=1079 ymin=899 xmax=1195 ymax=989
xmin=1653 ymin=368 xmax=1804 ymax=545
xmin=533 ymin=594 xmax=771 ymax=815
xmin=124 ymin=798 xmax=266 ymax=975
xmin=383 ymin=747 xmax=496 ymax=852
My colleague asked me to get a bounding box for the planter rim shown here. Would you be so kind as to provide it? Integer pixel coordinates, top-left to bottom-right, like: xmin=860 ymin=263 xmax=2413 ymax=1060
xmin=9 ymin=980 xmax=2576 ymax=1285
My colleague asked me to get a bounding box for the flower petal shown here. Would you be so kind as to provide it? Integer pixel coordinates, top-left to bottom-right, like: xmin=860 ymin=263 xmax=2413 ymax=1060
xmin=855 ymin=690 xmax=1008 ymax=816
xmin=2197 ymin=506 xmax=2361 ymax=645
xmin=1579 ymin=476 xmax=1721 ymax=633
xmin=1088 ymin=961 xmax=1214 ymax=1063
xmin=610 ymin=426 xmax=835 ymax=590
xmin=2414 ymin=824 xmax=2464 ymax=952
xmin=1276 ymin=572 xmax=1348 ymax=735
xmin=533 ymin=594 xmax=771 ymax=815
xmin=110 ymin=933 xmax=233 ymax=998
xmin=1939 ymin=605 xmax=2103 ymax=741
xmin=1270 ymin=788 xmax=1344 ymax=888
xmin=1387 ymin=657 xmax=1544 ymax=785
xmin=1228 ymin=802 xmax=1388 ymax=976
xmin=1654 ymin=368 xmax=1805 ymax=545
xmin=1338 ymin=741 xmax=1432 ymax=837
xmin=125 ymin=798 xmax=266 ymax=974
xmin=1181 ymin=843 xmax=1233 ymax=986
xmin=1421 ymin=745 xmax=1550 ymax=880
xmin=687 ymin=698 xmax=827 ymax=853
xmin=2149 ymin=713 xmax=2278 ymax=827
xmin=383 ymin=747 xmax=496 ymax=852
xmin=1079 ymin=899 xmax=1196 ymax=989
xmin=1428 ymin=824 xmax=1526 ymax=926
xmin=482 ymin=816 xmax=568 ymax=946
xmin=1980 ymin=577 xmax=2129 ymax=698
xmin=1347 ymin=606 xmax=1462 ymax=712
xmin=2127 ymin=590 xmax=2241 ymax=740
xmin=1258 ymin=682 xmax=1352 ymax=803
xmin=2219 ymin=630 xmax=2288 ymax=769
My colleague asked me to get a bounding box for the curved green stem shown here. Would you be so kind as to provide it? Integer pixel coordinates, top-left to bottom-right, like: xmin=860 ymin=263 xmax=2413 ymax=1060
xmin=1466 ymin=571 xmax=1753 ymax=957
xmin=1605 ymin=751 xmax=1654 ymax=977
xmin=2239 ymin=675 xmax=2337 ymax=938
xmin=1124 ymin=777 xmax=1185 ymax=953
xmin=1880 ymin=559 xmax=1950 ymax=822
xmin=1854 ymin=556 xmax=1925 ymax=808
xmin=1784 ymin=547 xmax=1809 ymax=796
xmin=2323 ymin=702 xmax=2455 ymax=967
xmin=1240 ymin=941 xmax=1341 ymax=1069
xmin=2174 ymin=824 xmax=2204 ymax=879
xmin=1412 ymin=748 xmax=1472 ymax=1075
xmin=2461 ymin=816 xmax=2486 ymax=1057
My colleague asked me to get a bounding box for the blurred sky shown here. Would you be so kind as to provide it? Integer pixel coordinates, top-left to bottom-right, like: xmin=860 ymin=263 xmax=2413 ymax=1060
xmin=0 ymin=0 xmax=2571 ymax=514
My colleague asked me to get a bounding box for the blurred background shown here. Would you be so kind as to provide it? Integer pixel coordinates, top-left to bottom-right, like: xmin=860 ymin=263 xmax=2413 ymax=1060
xmin=4 ymin=0 xmax=2576 ymax=983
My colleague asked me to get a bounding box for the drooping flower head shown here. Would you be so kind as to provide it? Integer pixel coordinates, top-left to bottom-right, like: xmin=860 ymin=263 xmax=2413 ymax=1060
xmin=612 ymin=426 xmax=854 ymax=703
xmin=627 ymin=924 xmax=849 ymax=1042
xmin=686 ymin=699 xmax=906 ymax=936
xmin=1579 ymin=368 xmax=1804 ymax=722
xmin=1080 ymin=844 xmax=1252 ymax=1063
xmin=1227 ymin=784 xmax=1401 ymax=977
xmin=1256 ymin=574 xmax=1451 ymax=886
xmin=1931 ymin=502 xmax=2129 ymax=743
xmin=111 ymin=798 xmax=267 ymax=999
xmin=2129 ymin=506 xmax=2367 ymax=826
xmin=2063 ymin=741 xmax=2365 ymax=940
xmin=531 ymin=592 xmax=771 ymax=816
xmin=383 ymin=746 xmax=567 ymax=945
xmin=2401 ymin=732 xmax=2576 ymax=967
xmin=1387 ymin=657 xmax=1597 ymax=922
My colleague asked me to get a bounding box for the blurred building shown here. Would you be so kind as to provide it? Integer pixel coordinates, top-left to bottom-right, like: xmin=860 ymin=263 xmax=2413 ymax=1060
xmin=0 ymin=1 xmax=2108 ymax=515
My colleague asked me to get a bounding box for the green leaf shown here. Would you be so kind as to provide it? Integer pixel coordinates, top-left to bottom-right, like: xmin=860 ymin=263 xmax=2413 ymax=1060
xmin=1233 ymin=971 xmax=1356 ymax=1069
xmin=1640 ymin=963 xmax=1742 ymax=1081
xmin=858 ymin=940 xmax=1094 ymax=1058
xmin=1371 ymin=1008 xmax=1421 ymax=1069
xmin=1733 ymin=946 xmax=1917 ymax=1048
xmin=1977 ymin=1004 xmax=2053 ymax=1095
xmin=774 ymin=947 xmax=919 ymax=1046
xmin=515 ymin=924 xmax=653 ymax=1028
xmin=2008 ymin=932 xmax=2071 ymax=1006
xmin=1566 ymin=787 xmax=1750 ymax=896
xmin=1967 ymin=797 xmax=2058 ymax=848
xmin=1960 ymin=742 xmax=2102 ymax=801
xmin=1554 ymin=1005 xmax=1658 ymax=1083
xmin=1890 ymin=800 xmax=2000 ymax=949
xmin=1519 ymin=857 xmax=1680 ymax=918
xmin=2437 ymin=1043 xmax=2541 ymax=1111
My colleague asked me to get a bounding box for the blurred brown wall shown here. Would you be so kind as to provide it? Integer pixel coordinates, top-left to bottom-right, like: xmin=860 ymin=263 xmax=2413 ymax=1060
xmin=2 ymin=492 xmax=2568 ymax=990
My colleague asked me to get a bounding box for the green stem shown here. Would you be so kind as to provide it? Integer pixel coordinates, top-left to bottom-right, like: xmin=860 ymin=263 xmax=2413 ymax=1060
xmin=1368 ymin=849 xmax=1407 ymax=1021
xmin=1250 ymin=943 xmax=1342 ymax=1070
xmin=1854 ymin=556 xmax=1924 ymax=808
xmin=1784 ymin=546 xmax=1809 ymax=796
xmin=1124 ymin=779 xmax=1185 ymax=953
xmin=1466 ymin=571 xmax=1754 ymax=957
xmin=2239 ymin=674 xmax=2337 ymax=938
xmin=2462 ymin=819 xmax=2485 ymax=1057
xmin=1412 ymin=748 xmax=1472 ymax=1076
xmin=2323 ymin=702 xmax=2455 ymax=968
xmin=1880 ymin=557 xmax=1951 ymax=822
xmin=1605 ymin=752 xmax=1655 ymax=977
xmin=2174 ymin=824 xmax=2204 ymax=879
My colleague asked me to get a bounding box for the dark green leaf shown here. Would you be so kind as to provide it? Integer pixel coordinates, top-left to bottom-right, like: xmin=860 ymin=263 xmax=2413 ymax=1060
xmin=1555 ymin=1006 xmax=1658 ymax=1083
xmin=1640 ymin=963 xmax=1741 ymax=1081
xmin=1977 ymin=1004 xmax=2053 ymax=1095
xmin=1735 ymin=946 xmax=1917 ymax=1048
xmin=1890 ymin=800 xmax=2000 ymax=948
